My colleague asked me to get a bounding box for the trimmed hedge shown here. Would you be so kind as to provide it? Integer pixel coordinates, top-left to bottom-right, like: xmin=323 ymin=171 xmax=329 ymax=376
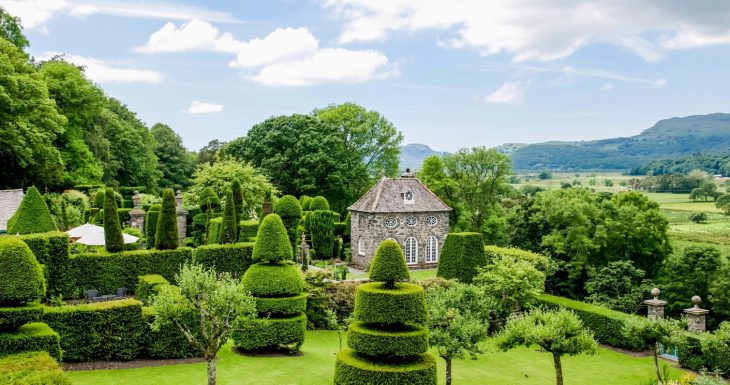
xmin=7 ymin=187 xmax=57 ymax=235
xmin=334 ymin=349 xmax=437 ymax=385
xmin=309 ymin=210 xmax=334 ymax=259
xmin=0 ymin=237 xmax=46 ymax=306
xmin=255 ymin=294 xmax=307 ymax=315
xmin=436 ymin=232 xmax=486 ymax=284
xmin=239 ymin=220 xmax=259 ymax=242
xmin=232 ymin=313 xmax=306 ymax=352
xmin=484 ymin=245 xmax=553 ymax=273
xmin=252 ymin=214 xmax=292 ymax=263
xmin=193 ymin=243 xmax=255 ymax=278
xmin=242 ymin=263 xmax=304 ymax=297
xmin=43 ymin=299 xmax=145 ymax=361
xmin=18 ymin=232 xmax=70 ymax=296
xmin=91 ymin=208 xmax=132 ymax=227
xmin=536 ymin=294 xmax=644 ymax=351
xmin=141 ymin=307 xmax=200 ymax=359
xmin=354 ymin=283 xmax=428 ymax=325
xmin=0 ymin=351 xmax=70 ymax=385
xmin=347 ymin=322 xmax=428 ymax=358
xmin=0 ymin=323 xmax=61 ymax=362
xmin=136 ymin=275 xmax=169 ymax=304
xmin=0 ymin=304 xmax=43 ymax=332
xmin=207 ymin=217 xmax=222 ymax=244
xmin=369 ymin=240 xmax=409 ymax=285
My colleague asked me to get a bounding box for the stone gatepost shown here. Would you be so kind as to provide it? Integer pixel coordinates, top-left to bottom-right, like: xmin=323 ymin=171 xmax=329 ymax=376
xmin=684 ymin=295 xmax=710 ymax=332
xmin=128 ymin=191 xmax=146 ymax=232
xmin=175 ymin=190 xmax=188 ymax=244
xmin=644 ymin=288 xmax=668 ymax=320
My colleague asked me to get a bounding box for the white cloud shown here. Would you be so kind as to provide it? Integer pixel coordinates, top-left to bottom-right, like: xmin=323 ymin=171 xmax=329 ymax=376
xmin=652 ymin=78 xmax=667 ymax=88
xmin=599 ymin=82 xmax=614 ymax=92
xmin=185 ymin=101 xmax=223 ymax=114
xmin=322 ymin=0 xmax=730 ymax=62
xmin=229 ymin=27 xmax=319 ymax=68
xmin=135 ymin=20 xmax=241 ymax=53
xmin=485 ymin=81 xmax=529 ymax=104
xmin=0 ymin=0 xmax=68 ymax=29
xmin=39 ymin=51 xmax=162 ymax=83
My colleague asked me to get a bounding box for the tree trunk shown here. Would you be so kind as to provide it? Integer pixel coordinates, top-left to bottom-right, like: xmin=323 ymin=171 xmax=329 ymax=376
xmin=653 ymin=344 xmax=662 ymax=384
xmin=207 ymin=356 xmax=217 ymax=385
xmin=552 ymin=352 xmax=563 ymax=385
xmin=445 ymin=357 xmax=452 ymax=385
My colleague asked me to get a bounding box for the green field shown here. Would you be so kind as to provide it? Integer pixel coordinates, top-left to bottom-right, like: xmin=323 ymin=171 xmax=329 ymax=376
xmin=68 ymin=330 xmax=682 ymax=385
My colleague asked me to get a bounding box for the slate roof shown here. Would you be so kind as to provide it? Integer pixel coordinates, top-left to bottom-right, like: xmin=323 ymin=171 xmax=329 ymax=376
xmin=348 ymin=173 xmax=451 ymax=213
xmin=0 ymin=189 xmax=24 ymax=232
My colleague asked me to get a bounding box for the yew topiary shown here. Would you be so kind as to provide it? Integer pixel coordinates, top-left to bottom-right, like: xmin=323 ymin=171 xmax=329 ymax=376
xmin=0 ymin=237 xmax=46 ymax=306
xmin=309 ymin=196 xmax=330 ymax=211
xmin=369 ymin=239 xmax=409 ymax=287
xmin=436 ymin=232 xmax=486 ymax=284
xmin=219 ymin=188 xmax=238 ymax=244
xmin=155 ymin=189 xmax=179 ymax=250
xmin=274 ymin=195 xmax=302 ymax=258
xmin=252 ymin=214 xmax=292 ymax=263
xmin=231 ymin=179 xmax=244 ymax=223
xmin=103 ymin=188 xmax=124 ymax=253
xmin=7 ymin=187 xmax=57 ymax=235
xmin=145 ymin=204 xmax=161 ymax=249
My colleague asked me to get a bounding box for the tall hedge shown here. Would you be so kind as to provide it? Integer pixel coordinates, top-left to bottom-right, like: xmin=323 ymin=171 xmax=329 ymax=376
xmin=436 ymin=232 xmax=486 ymax=283
xmin=155 ymin=189 xmax=178 ymax=250
xmin=144 ymin=204 xmax=161 ymax=249
xmin=18 ymin=232 xmax=69 ymax=297
xmin=0 ymin=237 xmax=45 ymax=306
xmin=193 ymin=242 xmax=255 ymax=278
xmin=309 ymin=210 xmax=334 ymax=259
xmin=335 ymin=240 xmax=436 ymax=385
xmin=220 ymin=189 xmax=238 ymax=244
xmin=309 ymin=196 xmax=330 ymax=211
xmin=274 ymin=195 xmax=302 ymax=259
xmin=103 ymin=188 xmax=125 ymax=253
xmin=231 ymin=179 xmax=244 ymax=224
xmin=7 ymin=187 xmax=57 ymax=235
xmin=239 ymin=220 xmax=259 ymax=242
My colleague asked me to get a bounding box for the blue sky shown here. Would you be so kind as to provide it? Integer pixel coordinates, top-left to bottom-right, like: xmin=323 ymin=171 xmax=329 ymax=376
xmin=3 ymin=0 xmax=730 ymax=152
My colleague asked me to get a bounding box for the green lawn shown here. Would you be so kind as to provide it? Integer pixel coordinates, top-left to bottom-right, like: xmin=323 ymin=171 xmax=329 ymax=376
xmin=350 ymin=268 xmax=437 ymax=280
xmin=68 ymin=331 xmax=682 ymax=385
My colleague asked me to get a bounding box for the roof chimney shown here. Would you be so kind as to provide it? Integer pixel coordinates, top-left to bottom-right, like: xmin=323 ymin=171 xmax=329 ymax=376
xmin=401 ymin=168 xmax=415 ymax=178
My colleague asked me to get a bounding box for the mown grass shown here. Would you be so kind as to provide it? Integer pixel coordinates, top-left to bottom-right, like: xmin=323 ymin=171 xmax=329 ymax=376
xmin=67 ymin=330 xmax=683 ymax=385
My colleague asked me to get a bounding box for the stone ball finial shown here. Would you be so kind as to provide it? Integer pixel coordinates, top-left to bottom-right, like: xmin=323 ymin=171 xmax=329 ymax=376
xmin=651 ymin=288 xmax=660 ymax=299
xmin=692 ymin=295 xmax=702 ymax=307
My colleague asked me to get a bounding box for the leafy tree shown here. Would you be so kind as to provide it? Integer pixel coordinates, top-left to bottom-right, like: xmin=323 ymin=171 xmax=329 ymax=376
xmin=584 ymin=260 xmax=652 ymax=313
xmin=715 ymin=194 xmax=730 ymax=215
xmin=426 ymin=284 xmax=493 ymax=385
xmin=622 ymin=317 xmax=679 ymax=384
xmin=0 ymin=38 xmax=65 ymax=188
xmin=603 ymin=179 xmax=614 ymax=187
xmin=497 ymin=308 xmax=597 ymax=385
xmin=660 ymin=246 xmax=725 ymax=320
xmin=0 ymin=7 xmax=28 ymax=50
xmin=155 ymin=188 xmax=179 ymax=250
xmin=151 ymin=123 xmax=194 ymax=190
xmin=103 ymin=187 xmax=124 ymax=252
xmin=219 ymin=188 xmax=238 ymax=244
xmin=196 ymin=139 xmax=225 ymax=165
xmin=473 ymin=256 xmax=545 ymax=317
xmin=188 ymin=159 xmax=274 ymax=220
xmin=152 ymin=263 xmax=256 ymax=385
xmin=690 ymin=187 xmax=707 ymax=202
xmin=709 ymin=264 xmax=730 ymax=320
xmin=418 ymin=155 xmax=460 ymax=226
xmin=538 ymin=171 xmax=553 ymax=180
xmin=689 ymin=211 xmax=708 ymax=223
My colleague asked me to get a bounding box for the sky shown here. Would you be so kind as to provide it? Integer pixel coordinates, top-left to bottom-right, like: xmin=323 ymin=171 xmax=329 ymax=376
xmin=3 ymin=0 xmax=730 ymax=152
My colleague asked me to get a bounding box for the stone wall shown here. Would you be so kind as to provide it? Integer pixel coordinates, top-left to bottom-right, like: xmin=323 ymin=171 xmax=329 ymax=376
xmin=350 ymin=210 xmax=449 ymax=270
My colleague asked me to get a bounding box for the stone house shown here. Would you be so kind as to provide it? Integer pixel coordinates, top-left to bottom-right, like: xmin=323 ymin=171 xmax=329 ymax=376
xmin=0 ymin=189 xmax=24 ymax=234
xmin=348 ymin=170 xmax=451 ymax=269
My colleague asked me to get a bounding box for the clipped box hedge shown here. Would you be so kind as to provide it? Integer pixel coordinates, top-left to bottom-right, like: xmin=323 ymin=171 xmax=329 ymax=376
xmin=334 ymin=349 xmax=437 ymax=385
xmin=347 ymin=322 xmax=428 ymax=358
xmin=0 ymin=304 xmax=44 ymax=332
xmin=0 ymin=351 xmax=69 ymax=385
xmin=241 ymin=263 xmax=304 ymax=297
xmin=354 ymin=283 xmax=428 ymax=326
xmin=193 ymin=242 xmax=255 ymax=278
xmin=255 ymin=293 xmax=307 ymax=316
xmin=207 ymin=217 xmax=222 ymax=244
xmin=136 ymin=275 xmax=169 ymax=304
xmin=232 ymin=313 xmax=307 ymax=352
xmin=0 ymin=323 xmax=61 ymax=362
xmin=239 ymin=221 xmax=259 ymax=243
xmin=18 ymin=232 xmax=70 ymax=296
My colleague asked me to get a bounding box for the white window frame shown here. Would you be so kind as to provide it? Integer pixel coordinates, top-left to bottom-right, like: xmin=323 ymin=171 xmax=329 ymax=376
xmin=404 ymin=237 xmax=418 ymax=265
xmin=426 ymin=216 xmax=438 ymax=226
xmin=405 ymin=216 xmax=418 ymax=227
xmin=358 ymin=238 xmax=365 ymax=255
xmin=425 ymin=236 xmax=438 ymax=263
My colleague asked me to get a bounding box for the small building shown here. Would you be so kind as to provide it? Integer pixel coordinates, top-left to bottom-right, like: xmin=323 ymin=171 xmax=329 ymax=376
xmin=348 ymin=169 xmax=451 ymax=269
xmin=0 ymin=189 xmax=24 ymax=234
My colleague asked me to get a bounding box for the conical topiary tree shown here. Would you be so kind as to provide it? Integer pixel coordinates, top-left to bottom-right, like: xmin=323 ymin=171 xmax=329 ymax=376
xmin=0 ymin=237 xmax=46 ymax=331
xmin=103 ymin=188 xmax=125 ymax=252
xmin=220 ymin=188 xmax=238 ymax=244
xmin=334 ymin=239 xmax=437 ymax=385
xmin=233 ymin=214 xmax=306 ymax=352
xmin=231 ymin=179 xmax=244 ymax=224
xmin=145 ymin=204 xmax=162 ymax=249
xmin=155 ymin=188 xmax=179 ymax=250
xmin=7 ymin=187 xmax=57 ymax=234
xmin=273 ymin=195 xmax=302 ymax=259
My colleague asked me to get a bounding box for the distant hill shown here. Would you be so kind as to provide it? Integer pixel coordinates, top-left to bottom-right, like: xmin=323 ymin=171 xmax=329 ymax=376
xmin=510 ymin=113 xmax=730 ymax=171
xmin=399 ymin=143 xmax=445 ymax=171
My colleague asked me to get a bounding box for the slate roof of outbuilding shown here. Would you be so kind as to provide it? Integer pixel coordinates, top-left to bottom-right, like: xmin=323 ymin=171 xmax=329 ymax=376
xmin=0 ymin=189 xmax=24 ymax=232
xmin=348 ymin=175 xmax=451 ymax=213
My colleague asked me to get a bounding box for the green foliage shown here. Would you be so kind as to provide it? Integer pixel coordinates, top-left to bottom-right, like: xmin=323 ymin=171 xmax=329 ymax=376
xmin=136 ymin=275 xmax=169 ymax=304
xmin=241 ymin=263 xmax=304 ymax=297
xmin=7 ymin=187 xmax=57 ymax=234
xmin=230 ymin=179 xmax=244 ymax=224
xmin=716 ymin=193 xmax=730 ymax=215
xmin=219 ymin=189 xmax=238 ymax=244
xmin=483 ymin=245 xmax=554 ymax=274
xmin=255 ymin=294 xmax=307 ymax=316
xmin=0 ymin=8 xmax=29 ymax=50
xmin=309 ymin=196 xmax=330 ymax=211
xmin=144 ymin=204 xmax=161 ymax=249
xmin=238 ymin=220 xmax=259 ymax=242
xmin=0 ymin=351 xmax=70 ymax=385
xmin=622 ymin=316 xmax=681 ymax=383
xmin=150 ymin=123 xmax=194 ymax=190
xmin=17 ymin=232 xmax=68 ymax=297
xmin=232 ymin=313 xmax=307 ymax=352
xmin=697 ymin=321 xmax=730 ymax=374
xmin=354 ymin=282 xmax=427 ymax=325
xmin=309 ymin=210 xmax=334 ymax=259
xmin=252 ymin=214 xmax=292 ymax=263
xmin=155 ymin=189 xmax=178 ymax=250
xmin=206 ymin=217 xmax=222 ymax=244
xmin=369 ymin=239 xmax=409 ymax=286
xmin=659 ymin=246 xmax=725 ymax=320
xmin=103 ymin=188 xmax=124 ymax=252
xmin=348 ymin=322 xmax=428 ymax=357
xmin=689 ymin=211 xmax=709 ymax=223
xmin=0 ymin=304 xmax=43 ymax=332
xmin=436 ymin=233 xmax=486 ymax=284
xmin=334 ymin=349 xmax=437 ymax=385
xmin=141 ymin=306 xmax=200 ymax=359
xmin=274 ymin=195 xmax=302 ymax=257
xmin=474 ymin=255 xmax=545 ymax=316
xmin=300 ymin=196 xmax=312 ymax=211
xmin=0 ymin=237 xmax=45 ymax=306
xmin=584 ymin=260 xmax=652 ymax=313
xmin=0 ymin=323 xmax=61 ymax=363
xmin=192 ymin=242 xmax=254 ymax=279
xmin=197 ymin=187 xmax=220 ymax=212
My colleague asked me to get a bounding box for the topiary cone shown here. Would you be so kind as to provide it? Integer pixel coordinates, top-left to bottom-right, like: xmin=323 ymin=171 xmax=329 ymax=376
xmin=103 ymin=187 xmax=125 ymax=252
xmin=7 ymin=186 xmax=57 ymax=234
xmin=369 ymin=239 xmax=410 ymax=287
xmin=252 ymin=214 xmax=292 ymax=263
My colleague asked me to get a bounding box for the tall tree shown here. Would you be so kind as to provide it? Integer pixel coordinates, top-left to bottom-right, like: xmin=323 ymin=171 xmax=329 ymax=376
xmin=196 ymin=139 xmax=225 ymax=165
xmin=151 ymin=123 xmax=193 ymax=190
xmin=0 ymin=7 xmax=28 ymax=50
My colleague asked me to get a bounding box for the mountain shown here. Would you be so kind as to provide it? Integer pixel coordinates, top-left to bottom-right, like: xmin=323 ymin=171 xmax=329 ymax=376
xmin=509 ymin=113 xmax=730 ymax=171
xmin=399 ymin=143 xmax=445 ymax=171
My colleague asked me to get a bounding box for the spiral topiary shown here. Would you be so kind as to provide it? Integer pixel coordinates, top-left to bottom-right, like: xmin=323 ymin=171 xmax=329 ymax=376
xmin=334 ymin=240 xmax=436 ymax=384
xmin=0 ymin=237 xmax=46 ymax=331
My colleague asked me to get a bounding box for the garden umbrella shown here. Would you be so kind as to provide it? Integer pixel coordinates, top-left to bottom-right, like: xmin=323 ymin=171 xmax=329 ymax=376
xmin=66 ymin=223 xmax=139 ymax=245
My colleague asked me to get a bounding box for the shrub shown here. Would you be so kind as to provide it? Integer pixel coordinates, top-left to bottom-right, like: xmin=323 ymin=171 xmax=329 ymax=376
xmin=252 ymin=214 xmax=292 ymax=263
xmin=136 ymin=275 xmax=169 ymax=304
xmin=300 ymin=196 xmax=312 ymax=211
xmin=354 ymin=283 xmax=427 ymax=325
xmin=483 ymin=245 xmax=554 ymax=274
xmin=347 ymin=322 xmax=428 ymax=357
xmin=144 ymin=204 xmax=161 ymax=249
xmin=369 ymin=240 xmax=409 ymax=286
xmin=0 ymin=323 xmax=61 ymax=362
xmin=155 ymin=189 xmax=179 ymax=250
xmin=198 ymin=187 xmax=220 ymax=212
xmin=141 ymin=306 xmax=200 ymax=359
xmin=193 ymin=243 xmax=255 ymax=278
xmin=232 ymin=313 xmax=306 ymax=352
xmin=241 ymin=263 xmax=304 ymax=297
xmin=309 ymin=196 xmax=330 ymax=211
xmin=238 ymin=220 xmax=259 ymax=242
xmin=207 ymin=217 xmax=222 ymax=244
xmin=17 ymin=232 xmax=69 ymax=297
xmin=689 ymin=212 xmax=708 ymax=223
xmin=219 ymin=189 xmax=238 ymax=244
xmin=7 ymin=187 xmax=57 ymax=235
xmin=0 ymin=237 xmax=46 ymax=306
xmin=231 ymin=179 xmax=244 ymax=224
xmin=92 ymin=189 xmax=105 ymax=208
xmin=103 ymin=188 xmax=125 ymax=253
xmin=309 ymin=210 xmax=334 ymax=259
xmin=0 ymin=304 xmax=44 ymax=332
xmin=90 ymin=208 xmax=132 ymax=226
xmin=436 ymin=232 xmax=486 ymax=283
xmin=0 ymin=351 xmax=70 ymax=385
xmin=334 ymin=349 xmax=437 ymax=385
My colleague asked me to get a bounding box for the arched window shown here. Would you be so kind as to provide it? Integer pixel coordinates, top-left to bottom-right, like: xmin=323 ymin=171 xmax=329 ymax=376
xmin=425 ymin=236 xmax=438 ymax=263
xmin=404 ymin=237 xmax=418 ymax=265
xmin=358 ymin=238 xmax=365 ymax=255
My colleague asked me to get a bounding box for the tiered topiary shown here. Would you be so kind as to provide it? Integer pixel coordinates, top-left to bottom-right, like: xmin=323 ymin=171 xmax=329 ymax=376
xmin=155 ymin=189 xmax=178 ymax=250
xmin=273 ymin=195 xmax=302 ymax=259
xmin=145 ymin=204 xmax=161 ymax=249
xmin=103 ymin=188 xmax=125 ymax=252
xmin=309 ymin=196 xmax=330 ymax=211
xmin=7 ymin=187 xmax=57 ymax=235
xmin=334 ymin=239 xmax=437 ymax=385
xmin=233 ymin=214 xmax=306 ymax=352
xmin=219 ymin=188 xmax=238 ymax=244
xmin=436 ymin=232 xmax=486 ymax=283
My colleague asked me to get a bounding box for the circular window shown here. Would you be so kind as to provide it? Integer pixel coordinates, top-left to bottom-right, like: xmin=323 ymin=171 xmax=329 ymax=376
xmin=405 ymin=216 xmax=417 ymax=226
xmin=404 ymin=191 xmax=414 ymax=201
xmin=427 ymin=216 xmax=438 ymax=226
xmin=384 ymin=217 xmax=398 ymax=228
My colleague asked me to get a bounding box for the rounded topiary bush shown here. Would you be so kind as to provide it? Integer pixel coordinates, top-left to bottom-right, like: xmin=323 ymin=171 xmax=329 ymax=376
xmin=252 ymin=214 xmax=292 ymax=263
xmin=0 ymin=237 xmax=46 ymax=306
xmin=241 ymin=263 xmax=304 ymax=297
xmin=353 ymin=282 xmax=427 ymax=325
xmin=299 ymin=196 xmax=312 ymax=211
xmin=309 ymin=196 xmax=330 ymax=211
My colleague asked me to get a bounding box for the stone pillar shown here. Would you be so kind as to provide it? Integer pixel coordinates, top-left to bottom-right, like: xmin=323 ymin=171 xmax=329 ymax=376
xmin=175 ymin=190 xmax=188 ymax=244
xmin=128 ymin=191 xmax=146 ymax=232
xmin=684 ymin=295 xmax=710 ymax=332
xmin=299 ymin=233 xmax=310 ymax=272
xmin=644 ymin=288 xmax=668 ymax=320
